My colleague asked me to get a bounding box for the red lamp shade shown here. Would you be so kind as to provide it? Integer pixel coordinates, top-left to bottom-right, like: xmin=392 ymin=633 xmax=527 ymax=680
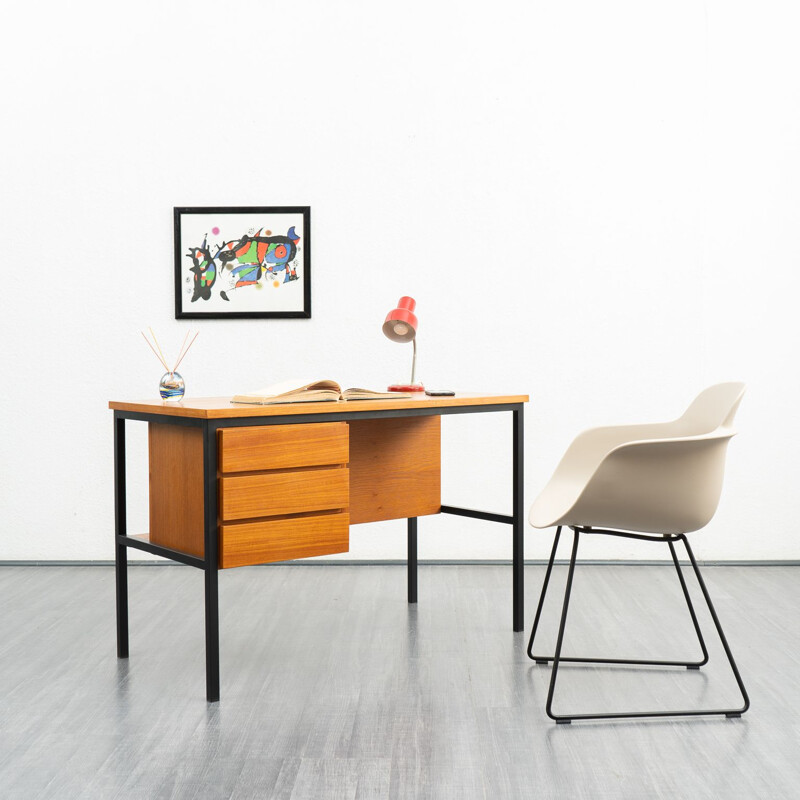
xmin=382 ymin=296 xmax=418 ymax=342
xmin=382 ymin=296 xmax=424 ymax=392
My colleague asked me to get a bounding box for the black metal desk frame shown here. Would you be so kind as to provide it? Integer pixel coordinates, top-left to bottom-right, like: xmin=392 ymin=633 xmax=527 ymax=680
xmin=113 ymin=402 xmax=525 ymax=701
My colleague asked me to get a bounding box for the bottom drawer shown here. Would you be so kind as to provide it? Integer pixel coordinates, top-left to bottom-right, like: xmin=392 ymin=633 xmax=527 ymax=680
xmin=219 ymin=512 xmax=349 ymax=568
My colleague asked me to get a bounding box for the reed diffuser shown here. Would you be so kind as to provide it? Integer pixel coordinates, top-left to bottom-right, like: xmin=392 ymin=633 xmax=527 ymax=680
xmin=141 ymin=328 xmax=198 ymax=401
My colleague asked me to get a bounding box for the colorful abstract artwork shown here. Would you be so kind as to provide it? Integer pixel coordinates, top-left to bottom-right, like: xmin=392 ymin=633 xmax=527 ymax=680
xmin=174 ymin=207 xmax=310 ymax=319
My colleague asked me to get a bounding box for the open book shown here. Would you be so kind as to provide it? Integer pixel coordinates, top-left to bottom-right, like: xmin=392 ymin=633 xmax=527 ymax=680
xmin=231 ymin=379 xmax=412 ymax=405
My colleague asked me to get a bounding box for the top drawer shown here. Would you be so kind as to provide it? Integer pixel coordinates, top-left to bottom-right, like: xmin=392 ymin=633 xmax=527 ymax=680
xmin=218 ymin=422 xmax=348 ymax=474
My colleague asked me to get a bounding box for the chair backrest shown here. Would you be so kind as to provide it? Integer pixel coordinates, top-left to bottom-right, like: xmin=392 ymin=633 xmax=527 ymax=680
xmin=674 ymin=382 xmax=746 ymax=436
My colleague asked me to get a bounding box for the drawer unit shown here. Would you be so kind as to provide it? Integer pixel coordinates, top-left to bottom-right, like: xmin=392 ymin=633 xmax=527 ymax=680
xmin=149 ymin=421 xmax=350 ymax=567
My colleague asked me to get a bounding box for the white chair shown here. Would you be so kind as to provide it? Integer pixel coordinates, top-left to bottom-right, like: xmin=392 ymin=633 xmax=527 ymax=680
xmin=527 ymin=383 xmax=750 ymax=723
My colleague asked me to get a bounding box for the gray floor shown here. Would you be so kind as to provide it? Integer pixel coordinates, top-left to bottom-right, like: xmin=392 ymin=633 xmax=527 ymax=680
xmin=1 ymin=563 xmax=798 ymax=799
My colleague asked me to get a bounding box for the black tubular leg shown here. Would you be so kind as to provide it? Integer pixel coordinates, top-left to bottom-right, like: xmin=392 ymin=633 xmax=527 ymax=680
xmin=667 ymin=538 xmax=709 ymax=668
xmin=680 ymin=535 xmax=750 ymax=715
xmin=546 ymin=528 xmax=580 ymax=723
xmin=512 ymin=405 xmax=524 ymax=632
xmin=203 ymin=422 xmax=220 ymax=702
xmin=204 ymin=570 xmax=219 ymax=702
xmin=114 ymin=414 xmax=129 ymax=659
xmin=527 ymin=526 xmax=562 ymax=662
xmin=408 ymin=517 xmax=418 ymax=604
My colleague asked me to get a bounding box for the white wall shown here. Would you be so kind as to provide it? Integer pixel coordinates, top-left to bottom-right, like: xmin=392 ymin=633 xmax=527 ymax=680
xmin=2 ymin=1 xmax=798 ymax=562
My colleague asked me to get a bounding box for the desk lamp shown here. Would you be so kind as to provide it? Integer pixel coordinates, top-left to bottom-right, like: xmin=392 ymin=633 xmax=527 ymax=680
xmin=382 ymin=296 xmax=425 ymax=392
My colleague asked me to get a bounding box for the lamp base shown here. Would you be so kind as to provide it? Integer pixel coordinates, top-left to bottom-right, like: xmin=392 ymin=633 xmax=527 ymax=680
xmin=388 ymin=383 xmax=425 ymax=393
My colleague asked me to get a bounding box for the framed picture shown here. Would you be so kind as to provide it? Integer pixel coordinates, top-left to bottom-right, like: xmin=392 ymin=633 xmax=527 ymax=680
xmin=174 ymin=206 xmax=311 ymax=319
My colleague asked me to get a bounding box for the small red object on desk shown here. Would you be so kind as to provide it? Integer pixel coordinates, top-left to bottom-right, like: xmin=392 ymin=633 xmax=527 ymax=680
xmin=383 ymin=296 xmax=425 ymax=392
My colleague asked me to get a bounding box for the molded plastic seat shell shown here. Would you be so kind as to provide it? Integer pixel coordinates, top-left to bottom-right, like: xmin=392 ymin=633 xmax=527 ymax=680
xmin=529 ymin=383 xmax=745 ymax=535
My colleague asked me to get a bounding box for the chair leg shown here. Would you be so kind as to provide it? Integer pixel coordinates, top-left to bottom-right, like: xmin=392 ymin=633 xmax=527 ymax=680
xmin=528 ymin=531 xmax=709 ymax=669
xmin=527 ymin=526 xmax=562 ymax=663
xmin=679 ymin=535 xmax=750 ymax=717
xmin=545 ymin=528 xmax=580 ymax=723
xmin=667 ymin=538 xmax=709 ymax=668
xmin=534 ymin=529 xmax=750 ymax=722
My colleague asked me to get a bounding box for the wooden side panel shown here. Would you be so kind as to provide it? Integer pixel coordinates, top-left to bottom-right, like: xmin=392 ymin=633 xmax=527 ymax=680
xmin=149 ymin=422 xmax=205 ymax=557
xmin=219 ymin=468 xmax=349 ymax=522
xmin=219 ymin=512 xmax=349 ymax=568
xmin=219 ymin=422 xmax=348 ymax=474
xmin=348 ymin=417 xmax=441 ymax=524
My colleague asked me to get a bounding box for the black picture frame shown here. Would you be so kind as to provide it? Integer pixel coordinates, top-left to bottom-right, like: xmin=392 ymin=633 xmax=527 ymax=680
xmin=174 ymin=206 xmax=311 ymax=319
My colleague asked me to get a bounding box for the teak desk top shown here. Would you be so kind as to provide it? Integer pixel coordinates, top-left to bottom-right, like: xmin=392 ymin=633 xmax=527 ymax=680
xmin=108 ymin=392 xmax=529 ymax=419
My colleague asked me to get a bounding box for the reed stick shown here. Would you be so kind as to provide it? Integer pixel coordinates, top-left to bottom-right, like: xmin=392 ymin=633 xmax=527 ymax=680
xmin=149 ymin=327 xmax=169 ymax=372
xmin=141 ymin=331 xmax=169 ymax=371
xmin=172 ymin=330 xmax=191 ymax=372
xmin=173 ymin=331 xmax=199 ymax=372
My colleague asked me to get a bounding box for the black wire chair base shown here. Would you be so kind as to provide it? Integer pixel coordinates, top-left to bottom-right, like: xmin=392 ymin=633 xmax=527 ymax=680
xmin=528 ymin=525 xmax=750 ymax=723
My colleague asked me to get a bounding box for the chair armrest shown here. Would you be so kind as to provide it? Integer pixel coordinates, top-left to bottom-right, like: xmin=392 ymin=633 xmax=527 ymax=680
xmin=561 ymin=421 xmax=681 ymax=466
xmin=568 ymin=433 xmax=736 ymax=535
xmin=539 ymin=422 xmax=681 ymax=507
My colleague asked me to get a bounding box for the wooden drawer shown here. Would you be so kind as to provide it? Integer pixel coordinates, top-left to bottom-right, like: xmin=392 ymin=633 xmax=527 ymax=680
xmin=219 ymin=512 xmax=349 ymax=568
xmin=219 ymin=422 xmax=348 ymax=474
xmin=219 ymin=468 xmax=349 ymax=522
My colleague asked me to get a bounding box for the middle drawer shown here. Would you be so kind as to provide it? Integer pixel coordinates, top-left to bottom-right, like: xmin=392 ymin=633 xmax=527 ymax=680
xmin=219 ymin=468 xmax=349 ymax=522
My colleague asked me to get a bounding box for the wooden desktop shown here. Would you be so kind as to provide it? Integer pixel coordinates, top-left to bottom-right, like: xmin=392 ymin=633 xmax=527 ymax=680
xmin=109 ymin=392 xmax=528 ymax=700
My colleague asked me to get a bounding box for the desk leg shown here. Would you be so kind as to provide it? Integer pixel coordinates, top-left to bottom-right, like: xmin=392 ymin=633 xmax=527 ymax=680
xmin=513 ymin=406 xmax=524 ymax=632
xmin=204 ymin=566 xmax=219 ymax=702
xmin=203 ymin=423 xmax=220 ymax=702
xmin=114 ymin=415 xmax=129 ymax=658
xmin=408 ymin=517 xmax=418 ymax=604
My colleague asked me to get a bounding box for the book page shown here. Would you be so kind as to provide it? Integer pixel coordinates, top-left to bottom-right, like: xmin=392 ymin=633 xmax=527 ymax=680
xmin=238 ymin=378 xmax=341 ymax=399
xmin=342 ymin=388 xmax=413 ymax=400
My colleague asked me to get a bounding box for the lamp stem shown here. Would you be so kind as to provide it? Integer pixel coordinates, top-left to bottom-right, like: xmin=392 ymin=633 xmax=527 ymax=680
xmin=411 ymin=338 xmax=417 ymax=385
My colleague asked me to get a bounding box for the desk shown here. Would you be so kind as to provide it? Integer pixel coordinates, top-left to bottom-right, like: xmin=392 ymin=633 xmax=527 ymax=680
xmin=109 ymin=392 xmax=528 ymax=701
